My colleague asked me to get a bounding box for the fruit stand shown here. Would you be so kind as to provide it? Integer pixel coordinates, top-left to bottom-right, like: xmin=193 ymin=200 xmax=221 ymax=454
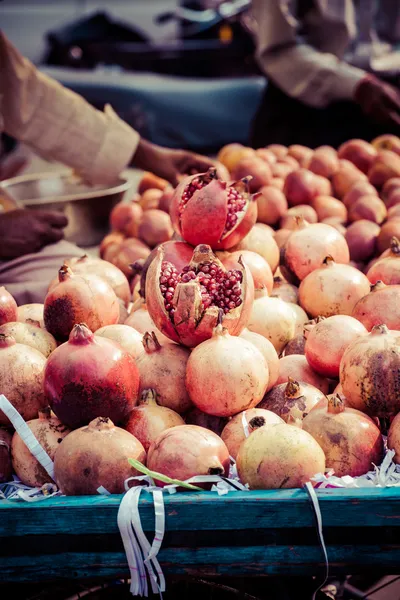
xmin=2 ymin=488 xmax=400 ymax=583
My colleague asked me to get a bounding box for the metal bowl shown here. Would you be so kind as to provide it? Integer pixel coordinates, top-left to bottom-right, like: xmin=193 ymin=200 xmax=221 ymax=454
xmin=0 ymin=171 xmax=132 ymax=247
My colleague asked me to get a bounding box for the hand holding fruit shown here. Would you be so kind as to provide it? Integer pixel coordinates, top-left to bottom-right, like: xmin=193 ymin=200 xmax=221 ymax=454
xmin=354 ymin=74 xmax=400 ymax=131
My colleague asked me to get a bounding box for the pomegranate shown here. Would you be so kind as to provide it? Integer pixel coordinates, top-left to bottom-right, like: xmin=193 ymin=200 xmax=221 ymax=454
xmin=0 ymin=320 xmax=57 ymax=358
xmin=237 ymin=423 xmax=325 ymax=489
xmin=337 ymin=139 xmax=377 ymax=174
xmin=332 ymin=159 xmax=367 ymax=199
xmin=220 ymin=249 xmax=273 ymax=296
xmin=298 ymin=256 xmax=370 ymax=318
xmin=281 ymin=221 xmax=350 ymax=283
xmin=271 ymin=160 xmax=296 ymax=179
xmin=377 ymin=218 xmax=400 ymax=254
xmin=44 ymin=323 xmax=140 ymax=429
xmin=280 ymin=205 xmax=318 ymax=229
xmin=140 ymin=188 xmax=163 ymax=211
xmin=0 ymin=334 xmax=46 ymax=426
xmin=11 ymin=408 xmax=71 ymax=487
xmin=0 ymin=428 xmax=12 ymax=483
xmin=95 ymin=324 xmax=144 ymax=360
xmin=283 ymin=168 xmax=320 ymax=206
xmin=66 ymin=255 xmax=131 ymax=307
xmin=343 ymin=180 xmax=378 ymax=208
xmin=348 ymin=195 xmax=387 ymax=224
xmin=136 ymin=332 xmax=191 ymax=414
xmin=147 ymin=424 xmax=229 ymax=484
xmin=283 ymin=334 xmax=306 ymax=356
xmin=368 ymin=150 xmax=400 ymax=187
xmin=352 ymin=281 xmax=400 ymax=331
xmin=124 ymin=304 xmax=172 ymax=345
xmin=231 ymin=156 xmax=272 ymax=192
xmin=259 ymin=377 xmax=326 ymax=424
xmin=247 ymin=296 xmax=296 ymax=354
xmin=240 ymin=329 xmax=280 ymax=391
xmin=217 ymin=144 xmax=255 ymax=172
xmin=305 ymin=315 xmax=367 ymax=378
xmin=312 ymin=196 xmax=347 ymax=223
xmin=321 ymin=220 xmax=347 ymax=237
xmin=256 ymin=148 xmax=277 ymax=165
xmin=267 ymin=144 xmax=288 ymax=159
xmin=302 ymin=395 xmax=383 ymax=477
xmin=276 ymin=354 xmax=329 ymax=394
xmin=289 ymin=303 xmax=309 ymax=336
xmin=270 ymin=276 xmax=299 ymax=304
xmin=385 ymin=188 xmax=400 ymax=210
xmin=158 ymin=186 xmax=174 ymax=213
xmin=145 ymin=244 xmax=253 ymax=347
xmin=170 ymin=168 xmax=257 ymax=250
xmin=185 ymin=318 xmax=269 ymax=417
xmin=234 ymin=223 xmax=280 ymax=272
xmin=221 ymin=408 xmax=283 ymax=459
xmin=345 ymin=220 xmax=380 ymax=262
xmin=340 ymin=325 xmax=400 ymax=416
xmin=388 ymin=413 xmax=400 ymax=463
xmin=288 ymin=145 xmax=313 ymax=166
xmin=308 ymin=146 xmax=339 ymax=178
xmin=388 ymin=204 xmax=400 ymax=219
xmin=256 ymin=186 xmax=288 ymax=226
xmin=125 ymin=389 xmax=184 ymax=452
xmin=367 ymin=237 xmax=400 ymax=284
xmin=0 ymin=287 xmax=17 ymax=326
xmin=118 ymin=299 xmax=129 ymax=324
xmin=110 ymin=201 xmax=143 ymax=237
xmin=137 ymin=209 xmax=174 ymax=248
xmin=100 ymin=231 xmax=124 ymax=261
xmin=54 ymin=417 xmax=146 ymax=495
xmin=113 ymin=238 xmax=151 ymax=278
xmin=185 ymin=407 xmax=228 ymax=436
xmin=382 ymin=177 xmax=400 ymax=201
xmin=138 ymin=171 xmax=168 ymax=194
xmin=274 ymin=228 xmax=292 ymax=249
xmin=372 ymin=134 xmax=400 ymax=155
xmin=271 ymin=177 xmax=285 ymax=190
xmin=17 ymin=304 xmax=44 ymax=328
xmin=44 ymin=265 xmax=119 ymax=342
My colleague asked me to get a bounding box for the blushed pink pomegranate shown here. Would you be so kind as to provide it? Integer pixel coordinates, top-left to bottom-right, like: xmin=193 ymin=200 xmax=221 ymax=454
xmin=234 ymin=223 xmax=280 ymax=272
xmin=136 ymin=332 xmax=192 ymax=414
xmin=95 ymin=324 xmax=144 ymax=360
xmin=280 ymin=205 xmax=318 ymax=229
xmin=312 ymin=196 xmax=347 ymax=223
xmin=220 ymin=249 xmax=273 ymax=296
xmin=140 ymin=188 xmax=163 ymax=211
xmin=283 ymin=169 xmax=320 ymax=206
xmin=124 ymin=304 xmax=172 ymax=345
xmin=0 ymin=334 xmax=46 ymax=426
xmin=237 ymin=423 xmax=325 ymax=489
xmin=247 ymin=296 xmax=296 ymax=354
xmin=0 ymin=287 xmax=17 ymax=326
xmin=44 ymin=323 xmax=140 ymax=429
xmin=112 ymin=238 xmax=151 ymax=278
xmin=240 ymin=329 xmax=280 ymax=391
xmin=348 ymin=195 xmax=387 ymax=224
xmin=125 ymin=389 xmax=184 ymax=451
xmin=305 ymin=315 xmax=367 ymax=378
xmin=110 ymin=201 xmax=143 ymax=237
xmin=288 ymin=145 xmax=313 ymax=166
xmin=147 ymin=424 xmax=230 ymax=484
xmin=0 ymin=320 xmax=57 ymax=358
xmin=170 ymin=168 xmax=257 ymax=250
xmin=367 ymin=237 xmax=400 ymax=285
xmin=270 ymin=276 xmax=299 ymax=304
xmin=259 ymin=378 xmax=326 ymax=423
xmin=352 ymin=281 xmax=400 ymax=331
xmin=221 ymin=408 xmax=283 ymax=459
xmin=343 ymin=180 xmax=378 ymax=208
xmin=382 ymin=177 xmax=400 ymax=201
xmin=54 ymin=417 xmax=146 ymax=495
xmin=276 ymin=354 xmax=329 ymax=394
xmin=388 ymin=413 xmax=400 ymax=463
xmin=377 ymin=218 xmax=400 ymax=253
xmin=332 ymin=159 xmax=367 ymax=199
xmin=256 ymin=186 xmax=288 ymax=226
xmin=345 ymin=220 xmax=380 ymax=262
xmin=298 ymin=256 xmax=370 ymax=317
xmin=186 ymin=319 xmax=269 ymax=417
xmin=308 ymin=146 xmax=339 ymax=178
xmin=100 ymin=231 xmax=124 ymax=261
xmin=138 ymin=209 xmax=174 ymax=248
xmin=281 ymin=221 xmax=350 ymax=283
xmin=44 ymin=264 xmax=119 ymax=342
xmin=11 ymin=408 xmax=71 ymax=487
xmin=340 ymin=325 xmax=400 ymax=416
xmin=368 ymin=150 xmax=400 ymax=187
xmin=303 ymin=395 xmax=383 ymax=477
xmin=145 ymin=244 xmax=253 ymax=347
xmin=337 ymin=139 xmax=377 ymax=174
xmin=231 ymin=156 xmax=272 ymax=192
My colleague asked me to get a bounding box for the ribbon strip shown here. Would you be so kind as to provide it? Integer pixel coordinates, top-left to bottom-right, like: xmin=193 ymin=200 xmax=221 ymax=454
xmin=305 ymin=482 xmax=329 ymax=600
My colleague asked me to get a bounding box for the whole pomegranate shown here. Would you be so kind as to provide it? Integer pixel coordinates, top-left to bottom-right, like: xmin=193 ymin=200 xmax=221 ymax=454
xmin=11 ymin=408 xmax=71 ymax=487
xmin=352 ymin=281 xmax=400 ymax=331
xmin=288 ymin=144 xmax=313 ymax=166
xmin=377 ymin=218 xmax=400 ymax=254
xmin=345 ymin=220 xmax=380 ymax=262
xmin=308 ymin=146 xmax=339 ymax=178
xmin=170 ymin=168 xmax=257 ymax=250
xmin=240 ymin=329 xmax=279 ymax=391
xmin=0 ymin=320 xmax=57 ymax=358
xmin=0 ymin=334 xmax=46 ymax=426
xmin=44 ymin=323 xmax=140 ymax=429
xmin=283 ymin=169 xmax=320 ymax=206
xmin=367 ymin=237 xmax=400 ymax=285
xmin=54 ymin=417 xmax=146 ymax=495
xmin=305 ymin=315 xmax=367 ymax=378
xmin=147 ymin=424 xmax=230 ymax=484
xmin=140 ymin=188 xmax=163 ymax=210
xmin=368 ymin=150 xmax=400 ymax=187
xmin=138 ymin=209 xmax=174 ymax=248
xmin=100 ymin=231 xmax=124 ymax=261
xmin=337 ymin=139 xmax=377 ymax=174
xmin=312 ymin=196 xmax=347 ymax=223
xmin=0 ymin=428 xmax=12 ymax=483
xmin=234 ymin=223 xmax=280 ymax=272
xmin=270 ymin=276 xmax=299 ymax=304
xmin=125 ymin=389 xmax=184 ymax=452
xmin=185 ymin=319 xmax=269 ymax=417
xmin=95 ymin=324 xmax=144 ymax=360
xmin=185 ymin=407 xmax=228 ymax=436
xmin=256 ymin=186 xmax=288 ymax=226
xmin=136 ymin=332 xmax=192 ymax=414
xmin=276 ymin=354 xmax=329 ymax=394
xmin=298 ymin=256 xmax=370 ymax=317
xmin=281 ymin=221 xmax=350 ymax=283
xmin=340 ymin=325 xmax=400 ymax=416
xmin=237 ymin=423 xmax=325 ymax=489
xmin=145 ymin=244 xmax=253 ymax=347
xmin=332 ymin=159 xmax=366 ymax=199
xmin=303 ymin=395 xmax=383 ymax=477
xmin=348 ymin=195 xmax=387 ymax=224
xmin=343 ymin=181 xmax=378 ymax=208
xmin=44 ymin=264 xmax=119 ymax=341
xmin=0 ymin=287 xmax=17 ymax=326
xmin=280 ymin=205 xmax=318 ymax=229
xmin=221 ymin=408 xmax=283 ymax=459
xmin=388 ymin=413 xmax=400 ymax=463
xmin=247 ymin=296 xmax=296 ymax=354
xmin=17 ymin=303 xmax=45 ymax=328
xmin=231 ymin=156 xmax=272 ymax=192
xmin=110 ymin=201 xmax=143 ymax=237
xmin=138 ymin=171 xmax=168 ymax=194
xmin=220 ymin=249 xmax=273 ymax=297
xmin=124 ymin=304 xmax=172 ymax=346
xmin=112 ymin=238 xmax=151 ymax=278
xmin=259 ymin=378 xmax=326 ymax=423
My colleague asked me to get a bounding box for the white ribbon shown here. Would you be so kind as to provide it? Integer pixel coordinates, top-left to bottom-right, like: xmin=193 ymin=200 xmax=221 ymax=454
xmin=305 ymin=482 xmax=329 ymax=600
xmin=241 ymin=411 xmax=250 ymax=438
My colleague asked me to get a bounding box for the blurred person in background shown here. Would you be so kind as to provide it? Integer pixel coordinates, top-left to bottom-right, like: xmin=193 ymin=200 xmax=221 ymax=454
xmin=0 ymin=30 xmax=214 ymax=304
xmin=251 ymin=0 xmax=400 ymax=148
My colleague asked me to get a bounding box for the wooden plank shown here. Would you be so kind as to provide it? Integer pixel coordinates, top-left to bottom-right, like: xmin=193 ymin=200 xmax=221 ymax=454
xmin=2 ymin=545 xmax=400 ymax=582
xmin=2 ymin=488 xmax=400 ymax=538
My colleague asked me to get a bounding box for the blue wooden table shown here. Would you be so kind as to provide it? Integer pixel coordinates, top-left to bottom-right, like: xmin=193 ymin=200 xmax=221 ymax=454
xmin=1 ymin=488 xmax=400 ymax=583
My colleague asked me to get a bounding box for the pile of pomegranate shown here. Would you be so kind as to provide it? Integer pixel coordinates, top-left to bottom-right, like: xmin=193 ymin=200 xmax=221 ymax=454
xmin=4 ymin=134 xmax=400 ymax=494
